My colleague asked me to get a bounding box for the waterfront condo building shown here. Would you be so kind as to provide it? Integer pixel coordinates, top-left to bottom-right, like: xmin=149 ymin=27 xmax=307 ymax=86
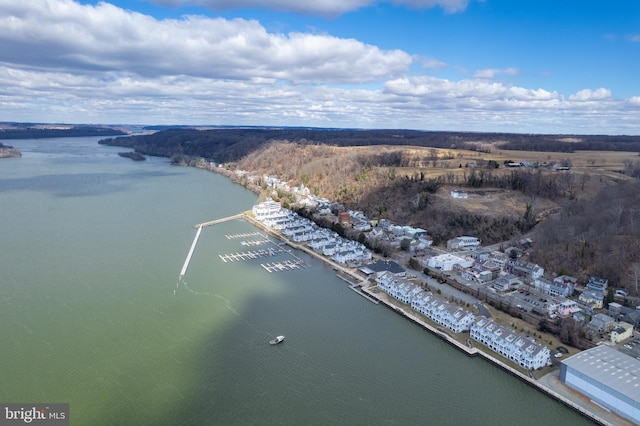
xmin=375 ymin=273 xmax=475 ymax=333
xmin=470 ymin=317 xmax=551 ymax=370
xmin=411 ymin=290 xmax=476 ymax=333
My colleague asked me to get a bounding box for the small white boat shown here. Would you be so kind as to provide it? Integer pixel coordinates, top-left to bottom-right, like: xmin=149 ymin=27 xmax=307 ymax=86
xmin=269 ymin=335 xmax=285 ymax=345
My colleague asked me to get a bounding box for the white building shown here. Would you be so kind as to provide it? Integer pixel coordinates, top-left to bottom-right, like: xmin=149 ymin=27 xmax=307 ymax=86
xmin=376 ymin=273 xmax=421 ymax=304
xmin=450 ymin=189 xmax=468 ymax=199
xmin=427 ymin=254 xmax=473 ymax=271
xmin=447 ymin=236 xmax=481 ymax=251
xmin=252 ymin=198 xmax=284 ymax=221
xmin=376 ymin=274 xmax=475 ymax=333
xmin=411 ymin=291 xmax=476 ymax=333
xmin=470 ymin=317 xmax=551 ymax=370
xmin=610 ymin=322 xmax=634 ymax=344
xmin=559 ymin=345 xmax=640 ymax=425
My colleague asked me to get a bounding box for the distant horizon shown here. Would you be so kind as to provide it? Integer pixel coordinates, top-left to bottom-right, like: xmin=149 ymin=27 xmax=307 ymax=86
xmin=3 ymin=121 xmax=640 ymax=138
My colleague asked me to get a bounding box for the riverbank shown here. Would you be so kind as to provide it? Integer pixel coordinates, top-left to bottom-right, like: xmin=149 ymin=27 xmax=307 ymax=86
xmin=238 ymin=211 xmax=621 ymax=426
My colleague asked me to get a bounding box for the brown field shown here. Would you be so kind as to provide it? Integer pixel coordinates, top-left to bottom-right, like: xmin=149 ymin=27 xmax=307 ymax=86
xmin=384 ymin=146 xmax=640 ymax=217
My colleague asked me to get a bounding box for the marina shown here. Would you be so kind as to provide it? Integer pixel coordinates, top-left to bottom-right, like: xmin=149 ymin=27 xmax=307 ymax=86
xmin=218 ymin=248 xmax=285 ymax=262
xmin=239 ymin=239 xmax=270 ymax=246
xmin=260 ymin=259 xmax=306 ymax=273
xmin=226 ymin=231 xmax=263 ymax=240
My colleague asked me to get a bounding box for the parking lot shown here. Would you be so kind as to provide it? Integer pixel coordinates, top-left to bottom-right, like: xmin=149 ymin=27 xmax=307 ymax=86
xmin=502 ymin=288 xmax=550 ymax=315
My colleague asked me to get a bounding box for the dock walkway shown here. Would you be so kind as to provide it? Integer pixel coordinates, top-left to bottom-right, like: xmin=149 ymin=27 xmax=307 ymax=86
xmin=196 ymin=213 xmax=244 ymax=228
xmin=179 ymin=225 xmax=202 ymax=279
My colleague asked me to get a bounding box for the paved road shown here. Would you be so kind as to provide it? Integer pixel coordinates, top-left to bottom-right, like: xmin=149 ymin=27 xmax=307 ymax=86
xmin=417 ymin=273 xmax=481 ymax=305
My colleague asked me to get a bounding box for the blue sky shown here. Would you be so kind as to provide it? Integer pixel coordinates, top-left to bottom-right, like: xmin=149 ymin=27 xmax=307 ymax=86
xmin=0 ymin=0 xmax=638 ymax=134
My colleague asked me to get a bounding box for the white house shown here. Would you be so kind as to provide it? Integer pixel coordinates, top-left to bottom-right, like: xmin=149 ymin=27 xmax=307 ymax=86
xmin=610 ymin=322 xmax=634 ymax=344
xmin=450 ymin=190 xmax=468 ymax=199
xmin=447 ymin=236 xmax=481 ymax=251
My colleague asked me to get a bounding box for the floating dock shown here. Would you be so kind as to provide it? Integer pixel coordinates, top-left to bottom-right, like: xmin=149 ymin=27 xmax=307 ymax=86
xmin=226 ymin=231 xmax=263 ymax=240
xmin=240 ymin=239 xmax=270 ymax=246
xmin=260 ymin=259 xmax=306 ymax=273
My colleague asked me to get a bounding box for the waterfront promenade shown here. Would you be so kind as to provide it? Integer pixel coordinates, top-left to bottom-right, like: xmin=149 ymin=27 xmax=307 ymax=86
xmin=191 ymin=211 xmax=621 ymax=426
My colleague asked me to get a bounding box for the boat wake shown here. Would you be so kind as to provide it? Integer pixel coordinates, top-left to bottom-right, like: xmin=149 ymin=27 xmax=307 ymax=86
xmin=176 ymin=278 xmax=211 ymax=296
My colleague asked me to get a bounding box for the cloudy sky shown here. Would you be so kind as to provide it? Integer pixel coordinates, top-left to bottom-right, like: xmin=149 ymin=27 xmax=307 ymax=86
xmin=1 ymin=0 xmax=639 ymax=134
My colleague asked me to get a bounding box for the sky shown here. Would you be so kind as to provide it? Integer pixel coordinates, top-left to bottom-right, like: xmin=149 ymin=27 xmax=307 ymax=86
xmin=0 ymin=0 xmax=639 ymax=134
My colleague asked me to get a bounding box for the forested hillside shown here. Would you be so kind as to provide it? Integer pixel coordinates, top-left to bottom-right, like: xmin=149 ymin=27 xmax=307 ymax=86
xmin=0 ymin=123 xmax=125 ymax=139
xmin=99 ymin=127 xmax=640 ymax=163
xmin=100 ymin=127 xmax=640 ymax=293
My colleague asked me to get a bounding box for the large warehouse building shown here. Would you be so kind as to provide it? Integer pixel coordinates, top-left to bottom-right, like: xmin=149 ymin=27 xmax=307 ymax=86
xmin=559 ymin=345 xmax=640 ymax=424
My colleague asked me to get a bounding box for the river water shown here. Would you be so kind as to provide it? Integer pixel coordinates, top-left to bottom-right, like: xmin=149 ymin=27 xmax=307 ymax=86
xmin=0 ymin=137 xmax=592 ymax=425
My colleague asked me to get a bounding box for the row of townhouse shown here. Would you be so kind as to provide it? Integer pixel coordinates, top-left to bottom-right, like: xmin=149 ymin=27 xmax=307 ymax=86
xmin=504 ymin=259 xmax=545 ymax=281
xmin=533 ymin=276 xmax=575 ymax=298
xmin=411 ymin=291 xmax=476 ymax=333
xmin=376 ymin=272 xmax=422 ymax=304
xmin=308 ymin=229 xmax=341 ymax=251
xmin=253 ymin=199 xmax=371 ymax=265
xmin=470 ymin=317 xmax=551 ymax=370
xmin=376 ymin=272 xmax=476 ymax=333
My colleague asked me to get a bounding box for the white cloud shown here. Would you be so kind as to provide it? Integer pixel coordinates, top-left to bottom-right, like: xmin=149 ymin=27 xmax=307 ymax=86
xmin=626 ymin=34 xmax=640 ymax=42
xmin=1 ymin=63 xmax=638 ymax=134
xmin=0 ymin=0 xmax=637 ymax=134
xmin=392 ymin=0 xmax=473 ymax=14
xmin=0 ymin=0 xmax=411 ymax=83
xmin=383 ymin=76 xmax=557 ymax=104
xmin=473 ymin=67 xmax=519 ymax=79
xmin=415 ymin=55 xmax=447 ymax=69
xmin=569 ymin=88 xmax=612 ymax=102
xmin=148 ymin=0 xmax=473 ymax=17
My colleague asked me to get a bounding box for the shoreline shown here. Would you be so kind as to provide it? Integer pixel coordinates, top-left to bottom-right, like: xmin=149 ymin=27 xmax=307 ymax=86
xmin=239 ymin=212 xmax=620 ymax=426
xmin=359 ymin=286 xmax=618 ymax=426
